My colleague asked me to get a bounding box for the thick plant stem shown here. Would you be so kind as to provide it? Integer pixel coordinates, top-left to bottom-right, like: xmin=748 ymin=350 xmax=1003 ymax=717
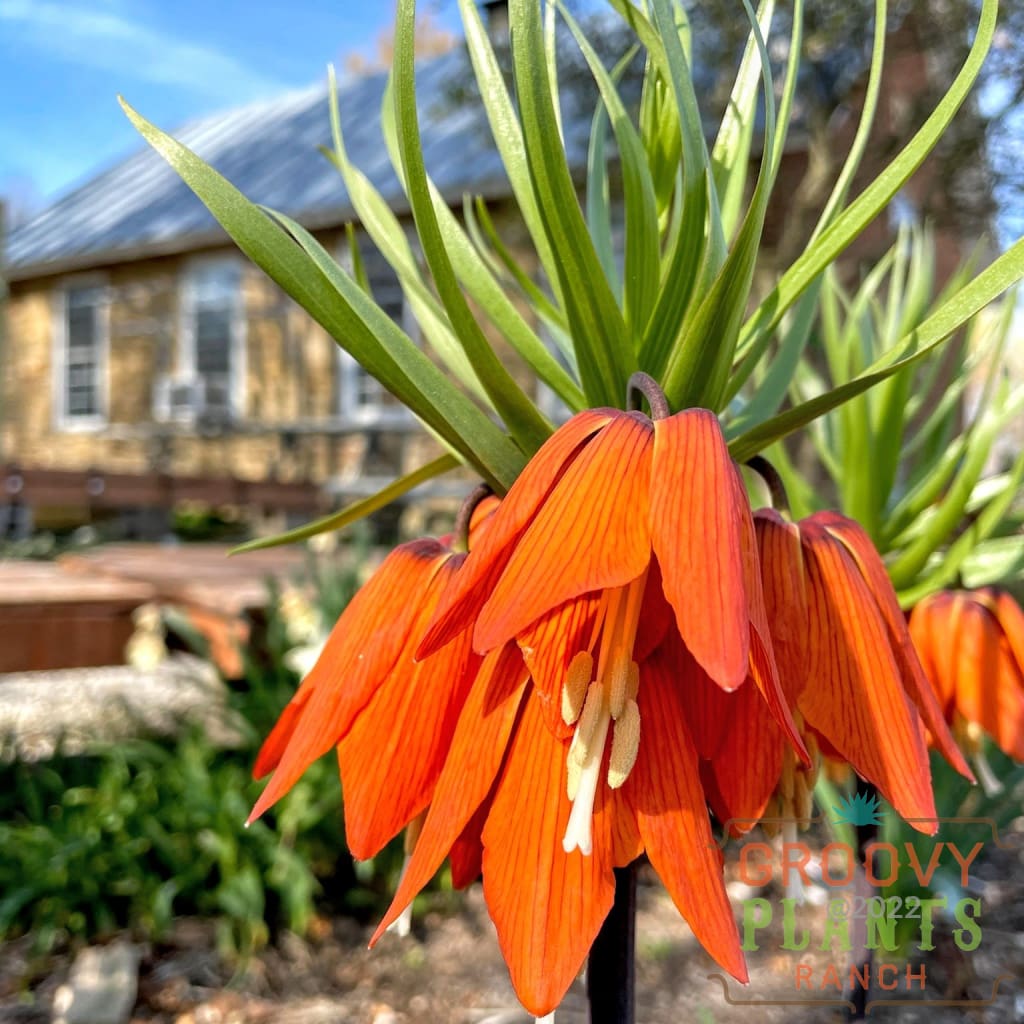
xmin=587 ymin=863 xmax=637 ymax=1024
xmin=847 ymin=778 xmax=878 ymax=1021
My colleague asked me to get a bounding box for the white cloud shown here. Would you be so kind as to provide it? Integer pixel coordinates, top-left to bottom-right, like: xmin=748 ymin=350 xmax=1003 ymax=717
xmin=0 ymin=0 xmax=290 ymax=104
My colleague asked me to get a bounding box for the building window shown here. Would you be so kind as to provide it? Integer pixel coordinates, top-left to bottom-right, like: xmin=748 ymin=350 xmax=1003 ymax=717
xmin=339 ymin=237 xmax=411 ymax=424
xmin=56 ymin=282 xmax=107 ymax=429
xmin=173 ymin=258 xmax=244 ymax=421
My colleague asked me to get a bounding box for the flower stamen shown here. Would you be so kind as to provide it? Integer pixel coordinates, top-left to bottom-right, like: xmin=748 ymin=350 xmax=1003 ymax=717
xmin=562 ymin=569 xmax=648 ymax=854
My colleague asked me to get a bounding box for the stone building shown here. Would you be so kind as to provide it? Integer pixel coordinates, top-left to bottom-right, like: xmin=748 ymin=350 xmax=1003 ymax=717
xmin=0 ymin=7 xmax=973 ymax=539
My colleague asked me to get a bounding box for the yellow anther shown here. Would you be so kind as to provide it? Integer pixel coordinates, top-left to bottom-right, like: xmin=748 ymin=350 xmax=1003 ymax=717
xmin=562 ymin=650 xmax=593 ymax=726
xmin=607 ymin=699 xmax=641 ymax=789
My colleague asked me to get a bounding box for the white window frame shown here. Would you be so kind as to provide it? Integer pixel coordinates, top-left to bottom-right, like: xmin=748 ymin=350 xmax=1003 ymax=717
xmin=172 ymin=255 xmax=246 ymax=421
xmin=336 ymin=235 xmax=416 ymax=426
xmin=52 ymin=274 xmax=110 ymax=432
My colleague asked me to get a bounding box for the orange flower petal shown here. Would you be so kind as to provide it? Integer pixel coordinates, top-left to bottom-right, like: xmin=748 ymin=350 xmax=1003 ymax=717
xmin=337 ymin=625 xmax=481 ymax=860
xmin=518 ymin=594 xmax=602 ymax=739
xmin=740 ymin=500 xmax=806 ymax=763
xmin=248 ymin=541 xmax=452 ymax=822
xmin=755 ymin=509 xmax=809 ymax=703
xmin=992 ymin=588 xmax=1024 ymax=673
xmin=798 ymin=527 xmax=936 ymax=830
xmin=475 ymin=412 xmax=654 ymax=650
xmin=671 ymin=632 xmax=732 ymax=759
xmin=449 ymin=803 xmax=487 ymax=889
xmin=701 ymin=685 xmax=785 ymax=836
xmin=625 ymin=647 xmax=748 ymax=982
xmin=371 ymin=644 xmax=529 ymax=942
xmin=419 ymin=410 xmax=614 ymax=657
xmin=908 ymin=594 xmax=956 ymax=713
xmin=480 ymin=692 xmax=615 ymax=1017
xmin=953 ymin=601 xmax=1024 ymax=761
xmin=822 ymin=514 xmax=971 ymax=779
xmin=650 ymin=410 xmax=749 ymax=691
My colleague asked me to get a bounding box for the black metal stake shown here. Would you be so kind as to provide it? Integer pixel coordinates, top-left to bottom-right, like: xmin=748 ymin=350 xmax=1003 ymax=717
xmin=587 ymin=863 xmax=637 ymax=1024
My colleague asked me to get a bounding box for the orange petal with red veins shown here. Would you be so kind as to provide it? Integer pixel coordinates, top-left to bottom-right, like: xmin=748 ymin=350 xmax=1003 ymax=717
xmin=420 ymin=410 xmax=614 ymax=657
xmin=755 ymin=509 xmax=809 ymax=703
xmin=992 ymin=588 xmax=1024 ymax=672
xmin=475 ymin=412 xmax=654 ymax=650
xmin=650 ymin=410 xmax=749 ymax=691
xmin=702 ymin=684 xmax=785 ymax=835
xmin=337 ymin=623 xmax=481 ymax=860
xmin=797 ymin=529 xmax=936 ymax=831
xmin=371 ymin=645 xmax=529 ymax=943
xmin=908 ymin=595 xmax=956 ymax=713
xmin=822 ymin=514 xmax=971 ymax=779
xmin=634 ymin=560 xmax=673 ymax=661
xmin=480 ymin=693 xmax=615 ymax=1017
xmin=671 ymin=634 xmax=732 ymax=759
xmin=953 ymin=602 xmax=1024 ymax=762
xmin=248 ymin=541 xmax=452 ymax=821
xmin=625 ymin=647 xmax=748 ymax=982
xmin=518 ymin=594 xmax=601 ymax=739
xmin=739 ymin=500 xmax=806 ymax=763
xmin=449 ymin=803 xmax=487 ymax=888
xmin=252 ymin=691 xmax=312 ymax=780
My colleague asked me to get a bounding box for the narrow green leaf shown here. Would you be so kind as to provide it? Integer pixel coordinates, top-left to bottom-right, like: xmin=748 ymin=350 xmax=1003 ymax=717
xmin=456 ymin=0 xmax=564 ymax=308
xmin=557 ymin=5 xmax=659 ymax=337
xmin=393 ymin=0 xmax=552 ymax=454
xmin=728 ymin=231 xmax=1024 ymax=462
xmin=120 ymin=97 xmax=524 ymax=490
xmin=231 ymin=455 xmax=460 ymax=553
xmin=738 ymin=0 xmax=997 ymax=360
xmin=710 ymin=0 xmax=776 ymax=244
xmin=662 ymin=0 xmax=781 ymax=410
xmin=368 ymin=71 xmax=585 ymax=411
xmin=468 ymin=198 xmax=570 ymax=339
xmin=897 ymin=448 xmax=1024 ymax=606
xmin=887 ymin=383 xmax=1022 ymax=588
xmin=509 ymin=0 xmax=635 ymax=406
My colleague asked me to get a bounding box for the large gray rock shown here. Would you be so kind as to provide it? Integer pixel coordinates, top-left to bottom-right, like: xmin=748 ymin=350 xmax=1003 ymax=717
xmin=51 ymin=943 xmax=141 ymax=1024
xmin=0 ymin=654 xmax=244 ymax=762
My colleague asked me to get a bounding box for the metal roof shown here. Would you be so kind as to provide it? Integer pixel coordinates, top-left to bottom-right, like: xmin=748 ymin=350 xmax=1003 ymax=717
xmin=5 ymin=48 xmax=594 ymax=282
xmin=5 ymin=21 xmax=847 ymax=284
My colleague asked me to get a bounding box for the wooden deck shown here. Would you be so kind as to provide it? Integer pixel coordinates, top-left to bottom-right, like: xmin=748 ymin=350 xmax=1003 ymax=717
xmin=1 ymin=544 xmax=309 ymax=675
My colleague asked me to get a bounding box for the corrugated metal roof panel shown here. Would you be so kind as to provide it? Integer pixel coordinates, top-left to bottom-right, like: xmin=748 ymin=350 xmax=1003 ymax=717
xmin=5 ymin=48 xmax=541 ymax=279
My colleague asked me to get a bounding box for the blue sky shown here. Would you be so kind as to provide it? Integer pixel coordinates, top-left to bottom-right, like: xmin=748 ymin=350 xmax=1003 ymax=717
xmin=0 ymin=0 xmax=460 ymax=219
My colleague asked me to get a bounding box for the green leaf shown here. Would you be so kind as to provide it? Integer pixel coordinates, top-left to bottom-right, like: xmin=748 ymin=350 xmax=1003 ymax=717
xmin=557 ymin=4 xmax=659 ymax=338
xmin=359 ymin=69 xmax=584 ymax=413
xmin=887 ymin=382 xmax=1023 ymax=589
xmin=456 ymin=0 xmax=564 ymax=309
xmin=121 ymin=99 xmax=525 ymax=492
xmin=392 ymin=0 xmax=552 ymax=454
xmin=509 ymin=0 xmax=635 ymax=406
xmin=710 ymin=0 xmax=776 ymax=244
xmin=624 ymin=0 xmax=716 ymax=379
xmin=728 ymin=231 xmax=1024 ymax=462
xmin=662 ymin=0 xmax=782 ymax=410
xmin=961 ymin=535 xmax=1024 ymax=589
xmin=897 ymin=447 xmax=1024 ymax=606
xmin=467 ymin=197 xmax=570 ymax=342
xmin=231 ymin=454 xmax=460 ymax=553
xmin=738 ymin=0 xmax=996 ymax=363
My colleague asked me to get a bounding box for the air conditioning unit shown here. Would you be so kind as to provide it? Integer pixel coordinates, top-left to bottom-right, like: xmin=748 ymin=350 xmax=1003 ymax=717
xmin=154 ymin=376 xmax=201 ymax=423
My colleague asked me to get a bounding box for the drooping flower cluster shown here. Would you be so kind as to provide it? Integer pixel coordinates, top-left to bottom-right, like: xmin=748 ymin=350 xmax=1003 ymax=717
xmin=909 ymin=587 xmax=1024 ymax=765
xmin=250 ymin=406 xmax=970 ymax=1016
